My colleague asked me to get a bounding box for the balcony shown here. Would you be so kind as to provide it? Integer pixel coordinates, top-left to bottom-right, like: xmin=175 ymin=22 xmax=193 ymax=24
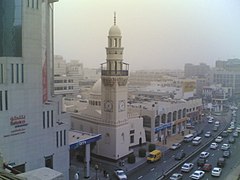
xmin=101 ymin=70 xmax=128 ymax=76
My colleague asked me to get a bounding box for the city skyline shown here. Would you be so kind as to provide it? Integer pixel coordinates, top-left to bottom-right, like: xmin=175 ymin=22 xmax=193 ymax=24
xmin=54 ymin=0 xmax=240 ymax=70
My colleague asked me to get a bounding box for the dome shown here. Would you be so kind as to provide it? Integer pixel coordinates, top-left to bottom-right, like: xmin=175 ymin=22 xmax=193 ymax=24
xmin=91 ymin=79 xmax=101 ymax=95
xmin=109 ymin=25 xmax=121 ymax=36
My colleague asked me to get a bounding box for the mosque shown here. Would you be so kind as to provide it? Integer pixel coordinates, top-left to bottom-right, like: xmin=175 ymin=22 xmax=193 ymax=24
xmin=71 ymin=14 xmax=146 ymax=160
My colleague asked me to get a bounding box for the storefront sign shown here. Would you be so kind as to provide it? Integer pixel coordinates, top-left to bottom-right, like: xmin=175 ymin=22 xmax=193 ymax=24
xmin=155 ymin=122 xmax=172 ymax=133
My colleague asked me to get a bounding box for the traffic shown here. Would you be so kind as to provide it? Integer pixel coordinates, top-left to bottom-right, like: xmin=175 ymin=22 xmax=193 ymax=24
xmin=129 ymin=107 xmax=240 ymax=180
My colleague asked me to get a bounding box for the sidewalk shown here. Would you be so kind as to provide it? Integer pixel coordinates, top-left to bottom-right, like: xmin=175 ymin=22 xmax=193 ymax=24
xmin=155 ymin=129 xmax=195 ymax=148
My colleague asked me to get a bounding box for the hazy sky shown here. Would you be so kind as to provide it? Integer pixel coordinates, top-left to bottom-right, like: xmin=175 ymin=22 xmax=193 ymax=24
xmin=54 ymin=0 xmax=240 ymax=70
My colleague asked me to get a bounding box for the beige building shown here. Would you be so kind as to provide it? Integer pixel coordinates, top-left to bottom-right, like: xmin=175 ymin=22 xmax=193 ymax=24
xmin=71 ymin=15 xmax=146 ymax=160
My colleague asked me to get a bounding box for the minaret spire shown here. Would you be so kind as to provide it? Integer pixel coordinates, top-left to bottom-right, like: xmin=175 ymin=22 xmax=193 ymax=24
xmin=114 ymin=12 xmax=116 ymax=25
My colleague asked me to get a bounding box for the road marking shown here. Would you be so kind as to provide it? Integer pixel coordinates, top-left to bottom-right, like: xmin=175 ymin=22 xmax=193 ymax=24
xmin=138 ymin=176 xmax=143 ymax=179
xmin=151 ymin=168 xmax=155 ymax=171
xmin=211 ymin=154 xmax=214 ymax=157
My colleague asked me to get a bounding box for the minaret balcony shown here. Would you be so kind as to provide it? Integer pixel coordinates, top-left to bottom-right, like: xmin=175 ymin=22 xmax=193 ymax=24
xmin=101 ymin=70 xmax=128 ymax=76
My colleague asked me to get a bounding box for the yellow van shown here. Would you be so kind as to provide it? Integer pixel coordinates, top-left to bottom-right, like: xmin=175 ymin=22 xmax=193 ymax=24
xmin=147 ymin=150 xmax=161 ymax=163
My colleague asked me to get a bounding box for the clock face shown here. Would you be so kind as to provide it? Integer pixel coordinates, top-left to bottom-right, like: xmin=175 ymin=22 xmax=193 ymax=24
xmin=118 ymin=100 xmax=126 ymax=112
xmin=104 ymin=100 xmax=113 ymax=112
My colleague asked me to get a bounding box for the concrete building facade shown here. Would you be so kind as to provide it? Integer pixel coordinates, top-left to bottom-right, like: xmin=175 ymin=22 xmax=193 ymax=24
xmin=0 ymin=1 xmax=69 ymax=178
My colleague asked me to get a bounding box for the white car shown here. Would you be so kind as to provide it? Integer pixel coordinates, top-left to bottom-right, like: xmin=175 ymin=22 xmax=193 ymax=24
xmin=210 ymin=142 xmax=218 ymax=149
xmin=199 ymin=152 xmax=210 ymax=159
xmin=181 ymin=163 xmax=194 ymax=172
xmin=169 ymin=173 xmax=183 ymax=180
xmin=208 ymin=119 xmax=213 ymax=123
xmin=170 ymin=143 xmax=181 ymax=150
xmin=114 ymin=169 xmax=127 ymax=180
xmin=189 ymin=170 xmax=205 ymax=179
xmin=211 ymin=167 xmax=222 ymax=177
xmin=236 ymin=127 xmax=240 ymax=133
xmin=233 ymin=131 xmax=239 ymax=137
xmin=204 ymin=131 xmax=211 ymax=137
xmin=215 ymin=136 xmax=223 ymax=143
xmin=221 ymin=143 xmax=230 ymax=150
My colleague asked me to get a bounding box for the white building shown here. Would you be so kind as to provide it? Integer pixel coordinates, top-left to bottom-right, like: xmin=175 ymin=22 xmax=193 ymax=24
xmin=71 ymin=14 xmax=146 ymax=160
xmin=0 ymin=1 xmax=69 ymax=179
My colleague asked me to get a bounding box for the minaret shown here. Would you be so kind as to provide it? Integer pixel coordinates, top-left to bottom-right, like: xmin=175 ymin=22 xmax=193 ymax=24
xmin=101 ymin=13 xmax=129 ymax=126
xmin=98 ymin=13 xmax=130 ymax=160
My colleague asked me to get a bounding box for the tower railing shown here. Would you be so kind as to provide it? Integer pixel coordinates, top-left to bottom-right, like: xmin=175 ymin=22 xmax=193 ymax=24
xmin=101 ymin=62 xmax=129 ymax=76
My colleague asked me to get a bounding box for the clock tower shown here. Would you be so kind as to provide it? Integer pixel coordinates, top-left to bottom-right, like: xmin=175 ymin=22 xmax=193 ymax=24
xmin=99 ymin=13 xmax=130 ymax=159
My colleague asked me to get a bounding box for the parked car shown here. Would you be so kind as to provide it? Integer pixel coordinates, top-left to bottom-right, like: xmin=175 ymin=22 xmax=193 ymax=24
xmin=114 ymin=169 xmax=127 ymax=180
xmin=197 ymin=158 xmax=206 ymax=167
xmin=199 ymin=152 xmax=210 ymax=159
xmin=170 ymin=143 xmax=181 ymax=150
xmin=215 ymin=136 xmax=223 ymax=143
xmin=223 ymin=150 xmax=231 ymax=158
xmin=189 ymin=170 xmax=205 ymax=179
xmin=169 ymin=173 xmax=183 ymax=180
xmin=175 ymin=151 xmax=186 ymax=160
xmin=211 ymin=167 xmax=222 ymax=177
xmin=228 ymin=136 xmax=235 ymax=143
xmin=204 ymin=131 xmax=211 ymax=138
xmin=202 ymin=163 xmax=212 ymax=172
xmin=221 ymin=143 xmax=230 ymax=150
xmin=181 ymin=163 xmax=194 ymax=172
xmin=217 ymin=157 xmax=225 ymax=167
xmin=210 ymin=142 xmax=218 ymax=149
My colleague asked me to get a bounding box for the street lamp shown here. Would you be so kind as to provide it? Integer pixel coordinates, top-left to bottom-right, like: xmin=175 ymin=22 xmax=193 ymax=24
xmin=95 ymin=164 xmax=99 ymax=180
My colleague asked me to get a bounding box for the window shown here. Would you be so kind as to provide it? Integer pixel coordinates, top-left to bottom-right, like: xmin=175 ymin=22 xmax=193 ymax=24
xmin=130 ymin=130 xmax=135 ymax=134
xmin=21 ymin=64 xmax=24 ymax=83
xmin=130 ymin=135 xmax=134 ymax=143
xmin=47 ymin=111 xmax=49 ymax=128
xmin=0 ymin=64 xmax=3 ymax=83
xmin=11 ymin=64 xmax=14 ymax=83
xmin=0 ymin=1 xmax=22 ymax=57
xmin=56 ymin=131 xmax=59 ymax=147
xmin=27 ymin=0 xmax=30 ymax=7
xmin=32 ymin=0 xmax=34 ymax=8
xmin=51 ymin=110 xmax=53 ymax=127
xmin=5 ymin=91 xmax=8 ymax=110
xmin=45 ymin=155 xmax=53 ymax=169
xmin=64 ymin=130 xmax=66 ymax=145
xmin=0 ymin=91 xmax=2 ymax=111
xmin=36 ymin=0 xmax=39 ymax=9
xmin=43 ymin=111 xmax=45 ymax=129
xmin=16 ymin=64 xmax=19 ymax=83
xmin=60 ymin=130 xmax=62 ymax=146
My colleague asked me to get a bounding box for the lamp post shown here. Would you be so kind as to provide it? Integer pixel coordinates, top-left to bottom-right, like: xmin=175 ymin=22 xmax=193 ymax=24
xmin=95 ymin=164 xmax=99 ymax=180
